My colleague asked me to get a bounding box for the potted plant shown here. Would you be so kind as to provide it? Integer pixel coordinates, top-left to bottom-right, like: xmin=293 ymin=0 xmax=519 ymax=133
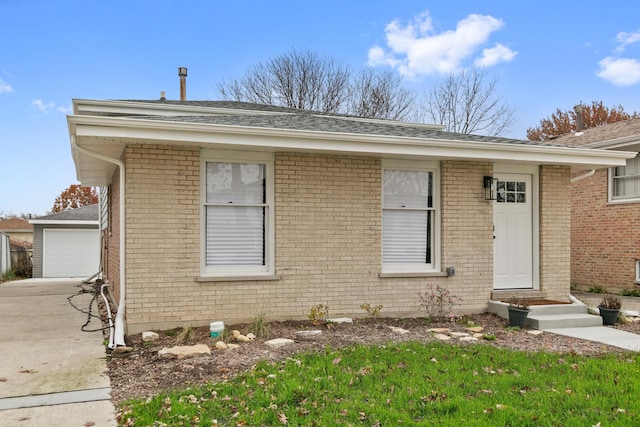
xmin=507 ymin=297 xmax=530 ymax=328
xmin=598 ymin=295 xmax=622 ymax=325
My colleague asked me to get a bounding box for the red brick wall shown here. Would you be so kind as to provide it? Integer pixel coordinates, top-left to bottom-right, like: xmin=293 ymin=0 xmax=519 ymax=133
xmin=571 ymin=169 xmax=640 ymax=292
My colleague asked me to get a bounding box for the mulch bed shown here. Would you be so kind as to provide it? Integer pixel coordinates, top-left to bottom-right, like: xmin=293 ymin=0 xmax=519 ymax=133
xmin=106 ymin=312 xmax=638 ymax=406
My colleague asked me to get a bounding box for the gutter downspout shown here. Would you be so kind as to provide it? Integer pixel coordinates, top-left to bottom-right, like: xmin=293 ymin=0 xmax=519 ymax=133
xmin=71 ymin=135 xmax=126 ymax=348
xmin=571 ymin=169 xmax=595 ymax=183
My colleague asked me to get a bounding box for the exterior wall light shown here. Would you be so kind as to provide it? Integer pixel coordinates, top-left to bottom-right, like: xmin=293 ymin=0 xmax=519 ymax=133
xmin=484 ymin=176 xmax=497 ymax=201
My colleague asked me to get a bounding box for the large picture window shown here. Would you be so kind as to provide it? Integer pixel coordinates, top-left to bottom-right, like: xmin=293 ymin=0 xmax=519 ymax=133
xmin=382 ymin=161 xmax=439 ymax=272
xmin=611 ymin=153 xmax=640 ymax=202
xmin=202 ymin=151 xmax=274 ymax=276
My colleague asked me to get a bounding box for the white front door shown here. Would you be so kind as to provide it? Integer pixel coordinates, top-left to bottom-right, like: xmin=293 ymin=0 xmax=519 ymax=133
xmin=493 ymin=173 xmax=533 ymax=289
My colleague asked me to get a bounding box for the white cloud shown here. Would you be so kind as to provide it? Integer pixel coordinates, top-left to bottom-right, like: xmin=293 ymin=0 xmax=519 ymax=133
xmin=31 ymin=99 xmax=55 ymax=113
xmin=596 ymin=57 xmax=640 ymax=86
xmin=368 ymin=10 xmax=515 ymax=77
xmin=615 ymin=30 xmax=640 ymax=53
xmin=31 ymin=99 xmax=71 ymax=114
xmin=0 ymin=78 xmax=12 ymax=94
xmin=475 ymin=43 xmax=517 ymax=67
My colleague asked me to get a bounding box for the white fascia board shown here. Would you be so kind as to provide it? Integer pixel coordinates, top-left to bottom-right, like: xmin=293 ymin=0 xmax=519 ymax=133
xmin=69 ymin=115 xmax=635 ymax=169
xmin=583 ymin=135 xmax=640 ymax=150
xmin=29 ymin=220 xmax=99 ymax=225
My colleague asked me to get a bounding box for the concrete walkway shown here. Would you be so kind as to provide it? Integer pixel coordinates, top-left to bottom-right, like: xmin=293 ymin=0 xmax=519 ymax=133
xmin=541 ymin=291 xmax=640 ymax=352
xmin=0 ymin=278 xmax=116 ymax=427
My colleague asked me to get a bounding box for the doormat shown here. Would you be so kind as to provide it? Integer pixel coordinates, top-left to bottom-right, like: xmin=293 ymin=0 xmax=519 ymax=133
xmin=501 ymin=299 xmax=571 ymax=306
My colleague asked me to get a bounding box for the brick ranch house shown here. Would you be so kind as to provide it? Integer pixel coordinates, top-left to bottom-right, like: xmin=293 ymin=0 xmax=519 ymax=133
xmin=552 ymin=118 xmax=640 ymax=294
xmin=67 ymin=98 xmax=633 ymax=346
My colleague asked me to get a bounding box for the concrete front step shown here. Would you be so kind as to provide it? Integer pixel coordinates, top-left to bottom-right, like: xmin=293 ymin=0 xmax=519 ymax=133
xmin=528 ymin=313 xmax=603 ymax=329
xmin=488 ymin=300 xmax=603 ymax=329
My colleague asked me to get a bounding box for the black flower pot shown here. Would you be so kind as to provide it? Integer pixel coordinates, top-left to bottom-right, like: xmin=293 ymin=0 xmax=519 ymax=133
xmin=598 ymin=306 xmax=619 ymax=326
xmin=508 ymin=307 xmax=529 ymax=328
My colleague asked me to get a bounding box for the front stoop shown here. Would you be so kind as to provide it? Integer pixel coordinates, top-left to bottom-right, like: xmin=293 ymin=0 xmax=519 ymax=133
xmin=488 ymin=300 xmax=603 ymax=329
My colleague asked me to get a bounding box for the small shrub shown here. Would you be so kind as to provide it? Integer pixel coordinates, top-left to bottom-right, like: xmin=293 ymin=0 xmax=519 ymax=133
xmin=176 ymin=326 xmax=196 ymax=344
xmin=249 ymin=312 xmax=269 ymax=339
xmin=360 ymin=303 xmax=383 ymax=318
xmin=418 ymin=284 xmax=461 ymax=322
xmin=588 ymin=286 xmax=605 ymax=294
xmin=308 ymin=304 xmax=329 ymax=325
xmin=621 ymin=289 xmax=640 ymax=297
xmin=482 ymin=333 xmax=497 ymax=341
xmin=508 ymin=297 xmax=530 ymax=310
xmin=600 ymin=295 xmax=622 ymax=310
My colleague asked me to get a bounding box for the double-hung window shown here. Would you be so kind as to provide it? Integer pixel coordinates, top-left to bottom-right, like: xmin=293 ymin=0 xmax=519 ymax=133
xmin=201 ymin=150 xmax=274 ymax=277
xmin=611 ymin=153 xmax=640 ymax=202
xmin=382 ymin=160 xmax=440 ymax=272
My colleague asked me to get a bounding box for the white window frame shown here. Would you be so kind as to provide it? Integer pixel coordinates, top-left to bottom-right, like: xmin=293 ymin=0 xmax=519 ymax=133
xmin=381 ymin=159 xmax=440 ymax=273
xmin=636 ymin=260 xmax=640 ymax=283
xmin=609 ymin=153 xmax=640 ymax=204
xmin=200 ymin=149 xmax=275 ymax=277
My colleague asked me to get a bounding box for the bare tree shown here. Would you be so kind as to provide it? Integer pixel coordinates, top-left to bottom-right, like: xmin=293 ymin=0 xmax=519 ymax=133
xmin=348 ymin=69 xmax=415 ymax=121
xmin=420 ymin=68 xmax=516 ymax=136
xmin=218 ymin=49 xmax=415 ymax=121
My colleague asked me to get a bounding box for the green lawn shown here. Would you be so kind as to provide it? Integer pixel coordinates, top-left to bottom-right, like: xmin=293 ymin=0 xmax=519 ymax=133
xmin=119 ymin=342 xmax=640 ymax=426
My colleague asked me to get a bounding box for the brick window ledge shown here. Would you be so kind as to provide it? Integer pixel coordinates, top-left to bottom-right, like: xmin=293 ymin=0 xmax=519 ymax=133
xmin=378 ymin=271 xmax=448 ymax=278
xmin=196 ymin=275 xmax=281 ymax=283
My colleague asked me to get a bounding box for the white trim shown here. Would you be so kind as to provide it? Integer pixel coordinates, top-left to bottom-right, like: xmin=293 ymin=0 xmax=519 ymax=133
xmin=636 ymin=260 xmax=640 ymax=283
xmin=199 ymin=149 xmax=275 ymax=278
xmin=381 ymin=159 xmax=441 ymax=273
xmin=29 ymin=220 xmax=98 ymax=225
xmin=68 ymin=114 xmax=634 ymax=173
xmin=608 ymin=157 xmax=640 ymax=203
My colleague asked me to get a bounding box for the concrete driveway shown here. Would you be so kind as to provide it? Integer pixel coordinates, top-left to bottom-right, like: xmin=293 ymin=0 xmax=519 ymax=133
xmin=0 ymin=279 xmax=116 ymax=426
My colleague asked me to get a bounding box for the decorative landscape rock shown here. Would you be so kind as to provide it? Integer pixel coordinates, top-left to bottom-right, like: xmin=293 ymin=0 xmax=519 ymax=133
xmin=435 ymin=333 xmax=451 ymax=341
xmin=227 ymin=343 xmax=240 ymax=350
xmin=466 ymin=326 xmax=484 ymax=333
xmin=527 ymin=330 xmax=544 ymax=336
xmin=450 ymin=332 xmax=470 ymax=338
xmin=265 ymin=338 xmax=295 ymax=348
xmin=246 ymin=333 xmax=256 ymax=340
xmin=459 ymin=336 xmax=479 ymax=342
xmin=328 ymin=317 xmax=353 ymax=324
xmin=236 ymin=334 xmax=251 ymax=343
xmin=215 ymin=341 xmax=228 ymax=351
xmin=142 ymin=331 xmax=160 ymax=342
xmin=158 ymin=344 xmax=211 ymax=360
xmin=427 ymin=328 xmax=450 ymax=334
xmin=388 ymin=326 xmax=410 ymax=335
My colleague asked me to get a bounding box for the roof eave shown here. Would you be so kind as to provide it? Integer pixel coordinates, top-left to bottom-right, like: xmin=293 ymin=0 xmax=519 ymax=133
xmin=68 ymin=115 xmax=635 ymax=185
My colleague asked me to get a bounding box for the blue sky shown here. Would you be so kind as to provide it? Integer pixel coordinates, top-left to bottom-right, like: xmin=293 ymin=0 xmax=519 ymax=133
xmin=2 ymin=0 xmax=640 ymax=216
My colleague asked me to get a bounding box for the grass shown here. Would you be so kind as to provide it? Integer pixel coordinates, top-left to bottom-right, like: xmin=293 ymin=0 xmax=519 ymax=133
xmin=119 ymin=342 xmax=640 ymax=426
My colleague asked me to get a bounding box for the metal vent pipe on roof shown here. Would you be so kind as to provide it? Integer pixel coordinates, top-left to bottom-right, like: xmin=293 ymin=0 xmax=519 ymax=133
xmin=178 ymin=67 xmax=187 ymax=101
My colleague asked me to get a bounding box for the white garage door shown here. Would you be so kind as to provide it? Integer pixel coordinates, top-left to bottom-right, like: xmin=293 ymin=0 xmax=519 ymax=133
xmin=43 ymin=229 xmax=100 ymax=278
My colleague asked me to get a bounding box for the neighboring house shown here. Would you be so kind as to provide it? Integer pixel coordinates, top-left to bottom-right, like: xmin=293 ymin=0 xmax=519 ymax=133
xmin=67 ymin=98 xmax=633 ymax=336
xmin=0 ymin=217 xmax=34 ymax=246
xmin=552 ymin=119 xmax=640 ymax=293
xmin=30 ymin=204 xmax=100 ymax=278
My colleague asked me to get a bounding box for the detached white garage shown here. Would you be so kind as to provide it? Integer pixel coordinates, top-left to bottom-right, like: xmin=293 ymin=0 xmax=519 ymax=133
xmin=30 ymin=204 xmax=100 ymax=278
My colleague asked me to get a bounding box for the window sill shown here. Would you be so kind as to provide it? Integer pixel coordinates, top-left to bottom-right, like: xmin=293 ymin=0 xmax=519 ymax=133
xmin=608 ymin=198 xmax=640 ymax=205
xmin=196 ymin=274 xmax=281 ymax=282
xmin=379 ymin=271 xmax=448 ymax=278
